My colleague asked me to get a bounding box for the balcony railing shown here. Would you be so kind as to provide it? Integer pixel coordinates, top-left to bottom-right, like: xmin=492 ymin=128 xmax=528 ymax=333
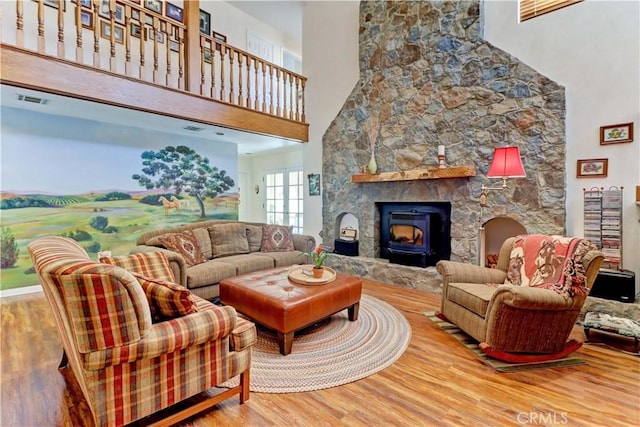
xmin=2 ymin=0 xmax=307 ymax=124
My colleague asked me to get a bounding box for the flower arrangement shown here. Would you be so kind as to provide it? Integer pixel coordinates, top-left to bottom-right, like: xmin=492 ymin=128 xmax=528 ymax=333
xmin=304 ymin=245 xmax=329 ymax=269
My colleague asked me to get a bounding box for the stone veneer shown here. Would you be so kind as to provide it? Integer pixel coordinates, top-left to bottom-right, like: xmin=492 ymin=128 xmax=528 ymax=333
xmin=322 ymin=0 xmax=567 ymax=266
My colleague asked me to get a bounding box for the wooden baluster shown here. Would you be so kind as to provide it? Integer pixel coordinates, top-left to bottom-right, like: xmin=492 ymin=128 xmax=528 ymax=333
xmin=228 ymin=47 xmax=235 ymax=104
xmin=124 ymin=9 xmax=131 ymax=76
xmin=92 ymin=0 xmax=100 ymax=67
xmin=261 ymin=62 xmax=267 ymax=113
xmin=237 ymin=52 xmax=244 ymax=106
xmin=289 ymin=73 xmax=294 ymax=119
xmin=207 ymin=41 xmax=222 ymax=99
xmin=74 ymin=2 xmax=82 ymax=62
xmin=300 ymin=78 xmax=306 ymax=122
xmin=219 ymin=45 xmax=226 ymax=101
xmin=294 ymin=75 xmax=299 ymax=121
xmin=152 ymin=16 xmax=159 ymax=83
xmin=16 ymin=0 xmax=24 ymax=48
xmin=37 ymin=0 xmax=45 ymax=53
xmin=200 ymin=37 xmax=206 ymax=95
xmin=165 ymin=24 xmax=172 ymax=86
xmin=269 ymin=65 xmax=275 ymax=114
xmin=275 ymin=67 xmax=281 ymax=116
xmin=254 ymin=58 xmax=260 ymax=110
xmin=177 ymin=27 xmax=184 ymax=90
xmin=246 ymin=55 xmax=251 ymax=109
xmin=57 ymin=0 xmax=64 ymax=57
xmin=139 ymin=10 xmax=146 ymax=79
xmin=108 ymin=0 xmax=116 ymax=71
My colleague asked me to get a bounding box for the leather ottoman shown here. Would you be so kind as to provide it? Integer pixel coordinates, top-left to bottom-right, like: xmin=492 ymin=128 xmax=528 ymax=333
xmin=219 ymin=266 xmax=362 ymax=355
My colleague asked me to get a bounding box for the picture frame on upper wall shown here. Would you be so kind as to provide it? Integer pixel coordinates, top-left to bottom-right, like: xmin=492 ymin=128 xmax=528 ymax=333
xmin=577 ymin=158 xmax=608 ymax=178
xmin=80 ymin=9 xmax=93 ymax=29
xmin=199 ymin=9 xmax=211 ymax=35
xmin=71 ymin=0 xmax=92 ymax=8
xmin=34 ymin=0 xmax=66 ymax=11
xmin=165 ymin=2 xmax=183 ymax=23
xmin=600 ymin=122 xmax=634 ymax=145
xmin=144 ymin=0 xmax=162 ymax=15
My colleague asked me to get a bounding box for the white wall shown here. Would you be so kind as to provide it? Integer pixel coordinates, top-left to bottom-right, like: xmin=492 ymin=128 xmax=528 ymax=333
xmin=203 ymin=0 xmax=301 ymax=65
xmin=239 ymin=146 xmax=304 ymax=223
xmin=483 ymin=0 xmax=640 ymax=290
xmin=302 ymin=0 xmax=360 ymax=244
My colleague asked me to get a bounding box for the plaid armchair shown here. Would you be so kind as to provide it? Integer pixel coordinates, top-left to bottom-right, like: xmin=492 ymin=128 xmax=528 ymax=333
xmin=436 ymin=235 xmax=604 ymax=362
xmin=28 ymin=236 xmax=256 ymax=426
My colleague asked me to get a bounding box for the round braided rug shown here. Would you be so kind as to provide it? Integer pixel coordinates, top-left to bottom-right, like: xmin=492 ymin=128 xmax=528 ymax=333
xmin=221 ymin=294 xmax=411 ymax=393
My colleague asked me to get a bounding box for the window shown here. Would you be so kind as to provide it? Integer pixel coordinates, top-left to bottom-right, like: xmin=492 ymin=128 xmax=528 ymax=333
xmin=264 ymin=169 xmax=304 ymax=234
xmin=520 ymin=0 xmax=583 ymax=22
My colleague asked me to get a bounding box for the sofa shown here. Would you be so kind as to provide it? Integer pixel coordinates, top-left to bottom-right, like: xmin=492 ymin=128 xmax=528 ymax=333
xmin=131 ymin=220 xmax=316 ymax=300
xmin=436 ymin=234 xmax=604 ymax=361
xmin=28 ymin=236 xmax=256 ymax=427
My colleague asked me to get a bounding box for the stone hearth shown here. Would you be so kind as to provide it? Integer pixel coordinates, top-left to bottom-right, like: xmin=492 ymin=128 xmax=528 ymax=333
xmin=322 ymin=0 xmax=566 ymax=273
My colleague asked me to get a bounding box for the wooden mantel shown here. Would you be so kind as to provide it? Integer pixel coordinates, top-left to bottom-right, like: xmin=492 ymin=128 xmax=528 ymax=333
xmin=351 ymin=166 xmax=476 ymax=183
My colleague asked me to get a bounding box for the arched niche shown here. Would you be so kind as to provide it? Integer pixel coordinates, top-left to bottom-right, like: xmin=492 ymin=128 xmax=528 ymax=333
xmin=478 ymin=216 xmax=527 ymax=267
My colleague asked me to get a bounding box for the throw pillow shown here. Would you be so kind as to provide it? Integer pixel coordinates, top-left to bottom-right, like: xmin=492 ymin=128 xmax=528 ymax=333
xmin=100 ymin=251 xmax=176 ymax=282
xmin=261 ymin=224 xmax=295 ymax=252
xmin=156 ymin=230 xmax=207 ymax=266
xmin=246 ymin=224 xmax=263 ymax=252
xmin=132 ymin=272 xmax=198 ymax=321
xmin=208 ymin=223 xmax=250 ymax=258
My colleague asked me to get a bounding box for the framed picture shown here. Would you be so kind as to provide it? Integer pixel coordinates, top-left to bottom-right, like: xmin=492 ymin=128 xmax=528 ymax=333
xmin=72 ymin=0 xmax=92 ymax=8
xmin=600 ymin=122 xmax=634 ymax=145
xmin=98 ymin=1 xmax=124 ymax=24
xmin=80 ymin=9 xmax=93 ymax=29
xmin=130 ymin=22 xmax=142 ymax=38
xmin=203 ymin=47 xmax=212 ymax=64
xmin=144 ymin=0 xmax=162 ymax=14
xmin=145 ymin=28 xmax=164 ymax=43
xmin=577 ymin=159 xmax=608 ymax=178
xmin=212 ymin=31 xmax=227 ymax=43
xmin=131 ymin=9 xmax=140 ymax=21
xmin=199 ymin=9 xmax=211 ymax=35
xmin=308 ymin=173 xmax=321 ymax=196
xmin=169 ymin=39 xmax=179 ymax=52
xmin=100 ymin=21 xmax=124 ymax=44
xmin=165 ymin=2 xmax=183 ymax=22
xmin=35 ymin=0 xmax=66 ymax=11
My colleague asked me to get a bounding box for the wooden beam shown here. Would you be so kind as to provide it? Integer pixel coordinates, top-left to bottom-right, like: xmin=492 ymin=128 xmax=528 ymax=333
xmin=351 ymin=166 xmax=476 ymax=183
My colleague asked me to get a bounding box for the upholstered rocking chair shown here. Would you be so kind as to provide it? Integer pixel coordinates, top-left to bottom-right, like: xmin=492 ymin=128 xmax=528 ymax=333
xmin=436 ymin=234 xmax=604 ymax=363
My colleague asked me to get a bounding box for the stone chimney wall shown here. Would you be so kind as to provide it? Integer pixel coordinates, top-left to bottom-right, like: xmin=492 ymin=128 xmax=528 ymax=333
xmin=322 ymin=0 xmax=566 ymax=264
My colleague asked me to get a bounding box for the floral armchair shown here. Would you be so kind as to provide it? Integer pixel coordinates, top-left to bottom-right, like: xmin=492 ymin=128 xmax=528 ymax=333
xmin=436 ymin=234 xmax=604 ymax=362
xmin=28 ymin=236 xmax=256 ymax=426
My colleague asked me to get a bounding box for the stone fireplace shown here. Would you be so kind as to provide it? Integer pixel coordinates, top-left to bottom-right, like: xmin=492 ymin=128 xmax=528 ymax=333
xmin=322 ymin=0 xmax=566 ymax=289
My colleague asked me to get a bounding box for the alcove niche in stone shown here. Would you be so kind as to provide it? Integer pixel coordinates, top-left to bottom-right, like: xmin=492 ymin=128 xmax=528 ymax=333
xmin=478 ymin=217 xmax=527 ymax=267
xmin=334 ymin=212 xmax=359 ymax=241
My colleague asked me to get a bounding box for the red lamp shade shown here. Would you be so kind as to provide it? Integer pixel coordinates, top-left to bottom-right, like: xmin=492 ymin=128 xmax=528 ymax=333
xmin=486 ymin=146 xmax=526 ymax=178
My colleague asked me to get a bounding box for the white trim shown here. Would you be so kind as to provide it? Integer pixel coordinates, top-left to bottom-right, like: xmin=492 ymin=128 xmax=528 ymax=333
xmin=0 ymin=284 xmax=43 ymax=298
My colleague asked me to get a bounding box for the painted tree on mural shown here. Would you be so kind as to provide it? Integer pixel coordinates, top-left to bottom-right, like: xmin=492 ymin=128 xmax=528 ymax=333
xmin=132 ymin=145 xmax=235 ymax=217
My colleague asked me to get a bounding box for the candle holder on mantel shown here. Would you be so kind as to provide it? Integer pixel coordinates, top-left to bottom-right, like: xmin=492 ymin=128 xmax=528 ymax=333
xmin=437 ymin=145 xmax=446 ymax=169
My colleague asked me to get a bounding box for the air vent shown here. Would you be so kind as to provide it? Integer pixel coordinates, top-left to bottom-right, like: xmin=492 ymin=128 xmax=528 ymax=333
xmin=183 ymin=125 xmax=204 ymax=132
xmin=17 ymin=94 xmax=48 ymax=105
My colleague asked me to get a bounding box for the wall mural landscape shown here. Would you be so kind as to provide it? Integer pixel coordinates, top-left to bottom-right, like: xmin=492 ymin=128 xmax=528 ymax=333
xmin=0 ymin=107 xmax=239 ymax=291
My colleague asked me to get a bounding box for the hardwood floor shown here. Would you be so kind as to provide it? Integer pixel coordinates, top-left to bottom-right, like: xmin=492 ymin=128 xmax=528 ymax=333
xmin=1 ymin=280 xmax=639 ymax=426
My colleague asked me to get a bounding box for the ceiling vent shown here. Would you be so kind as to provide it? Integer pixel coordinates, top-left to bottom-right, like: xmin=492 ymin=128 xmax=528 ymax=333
xmin=17 ymin=94 xmax=48 ymax=105
xmin=183 ymin=125 xmax=204 ymax=132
